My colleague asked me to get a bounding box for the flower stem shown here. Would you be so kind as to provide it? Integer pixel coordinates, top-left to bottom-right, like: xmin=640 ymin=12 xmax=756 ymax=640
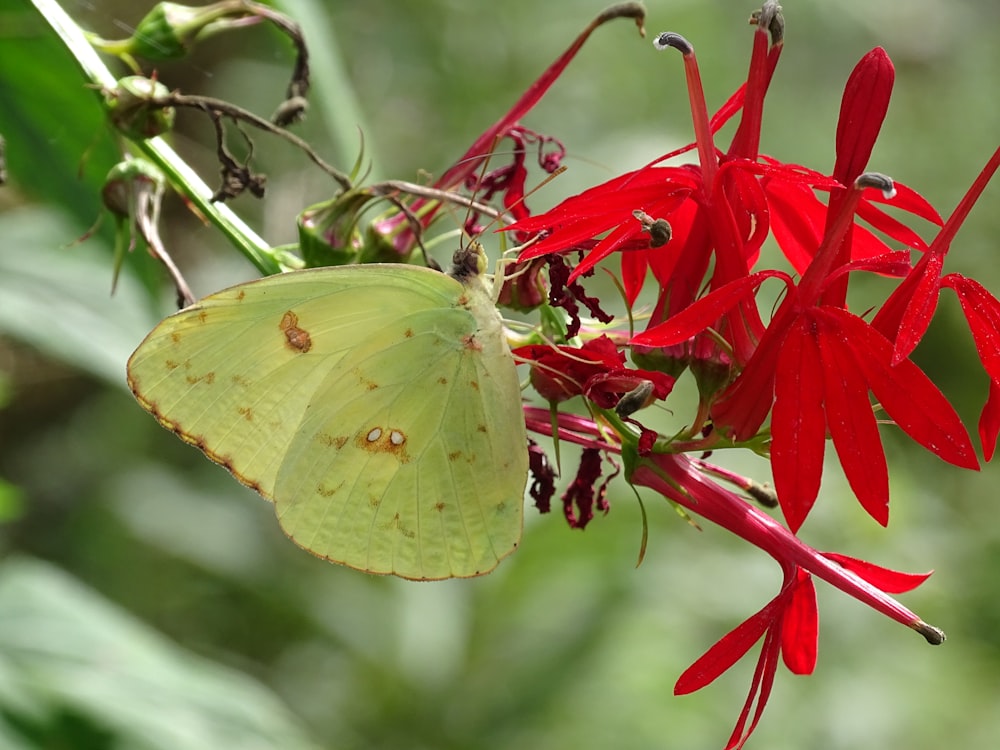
xmin=31 ymin=0 xmax=284 ymax=276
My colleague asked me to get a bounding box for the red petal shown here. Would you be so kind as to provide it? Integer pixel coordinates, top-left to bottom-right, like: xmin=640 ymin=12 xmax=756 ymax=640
xmin=815 ymin=310 xmax=890 ymax=526
xmin=630 ymin=271 xmax=785 ymax=348
xmin=946 ymin=274 xmax=1000 ymax=382
xmin=822 ymin=552 xmax=932 ymax=593
xmin=621 ymin=249 xmax=649 ymax=308
xmin=765 ymin=180 xmax=826 ymax=274
xmin=781 ymin=572 xmax=818 ymax=675
xmin=725 ymin=628 xmax=782 ymax=750
xmin=862 ymin=179 xmax=943 ymax=227
xmin=833 ymin=47 xmax=893 ymax=184
xmin=647 ymin=197 xmax=699 ymax=287
xmin=828 ymin=307 xmax=979 ymax=470
xmin=979 ymin=379 xmax=1000 ymax=462
xmin=855 ymin=192 xmax=934 ymax=251
xmin=440 ymin=7 xmax=645 ymax=191
xmin=675 ymin=601 xmax=776 ymax=695
xmin=711 ymin=317 xmax=790 ymax=440
xmin=832 ymin=251 xmax=911 ymax=280
xmin=771 ymin=318 xmax=826 ymax=533
xmin=514 ymin=168 xmax=696 ymax=260
xmin=889 ymin=252 xmax=944 ymax=363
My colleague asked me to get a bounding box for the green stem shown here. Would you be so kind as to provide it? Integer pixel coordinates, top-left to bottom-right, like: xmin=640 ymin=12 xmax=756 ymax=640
xmin=31 ymin=0 xmax=285 ymax=276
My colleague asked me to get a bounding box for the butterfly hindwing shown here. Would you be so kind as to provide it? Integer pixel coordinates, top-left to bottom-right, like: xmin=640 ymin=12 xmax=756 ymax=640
xmin=127 ymin=263 xmax=527 ymax=579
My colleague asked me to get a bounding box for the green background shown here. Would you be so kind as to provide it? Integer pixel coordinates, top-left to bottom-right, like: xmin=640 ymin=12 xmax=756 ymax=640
xmin=2 ymin=1 xmax=999 ymax=748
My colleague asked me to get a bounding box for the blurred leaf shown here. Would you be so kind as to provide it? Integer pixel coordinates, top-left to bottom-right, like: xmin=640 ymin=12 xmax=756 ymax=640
xmin=0 ymin=206 xmax=161 ymax=385
xmin=0 ymin=4 xmax=119 ymax=225
xmin=0 ymin=477 xmax=25 ymax=523
xmin=0 ymin=556 xmax=318 ymax=750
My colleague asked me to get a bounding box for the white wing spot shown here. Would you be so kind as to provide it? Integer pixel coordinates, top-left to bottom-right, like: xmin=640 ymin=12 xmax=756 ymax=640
xmin=357 ymin=426 xmax=410 ymax=462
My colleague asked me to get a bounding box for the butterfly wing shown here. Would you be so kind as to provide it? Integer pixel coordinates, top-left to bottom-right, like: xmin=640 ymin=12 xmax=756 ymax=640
xmin=127 ymin=264 xmax=527 ymax=579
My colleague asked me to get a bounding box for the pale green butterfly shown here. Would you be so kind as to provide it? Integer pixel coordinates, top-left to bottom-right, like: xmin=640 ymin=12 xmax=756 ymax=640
xmin=127 ymin=245 xmax=527 ymax=580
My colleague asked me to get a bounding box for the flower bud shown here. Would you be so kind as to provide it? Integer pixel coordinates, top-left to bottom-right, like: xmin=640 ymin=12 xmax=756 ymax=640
xmin=689 ymin=333 xmax=734 ymax=403
xmin=101 ymin=158 xmax=165 ymax=218
xmin=94 ymin=2 xmax=249 ymax=61
xmin=629 ymin=342 xmax=691 ymax=378
xmin=105 ymin=76 xmax=175 ymax=140
xmin=497 ymin=258 xmax=548 ymax=312
xmin=297 ymin=192 xmax=371 ymax=267
xmin=127 ymin=3 xmax=209 ymax=60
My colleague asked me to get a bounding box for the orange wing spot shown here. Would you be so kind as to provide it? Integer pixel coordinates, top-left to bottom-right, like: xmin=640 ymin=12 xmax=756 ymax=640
xmin=238 ymin=406 xmax=254 ymax=421
xmin=279 ymin=311 xmax=313 ymax=353
xmin=197 ymin=311 xmax=209 ymax=324
xmin=382 ymin=513 xmax=416 ymax=539
xmin=356 ymin=426 xmax=410 ymax=461
xmin=236 ymin=289 xmax=246 ymax=302
xmin=185 ymin=372 xmax=216 ymax=386
xmin=352 ymin=368 xmax=379 ymax=390
xmin=447 ymin=450 xmax=462 ymax=461
xmin=164 ymin=358 xmax=182 ymax=371
xmin=463 ymin=334 xmax=483 ymax=352
xmin=318 ymin=433 xmax=349 ymax=450
xmin=316 ymin=482 xmax=342 ymax=498
xmin=404 ymin=328 xmax=414 ymax=338
xmin=434 ymin=502 xmax=446 ymax=512
xmin=231 ymin=374 xmax=252 ymax=387
xmin=469 ymin=380 xmax=480 ymax=391
xmin=170 ymin=332 xmax=182 ymax=344
xmin=437 ymin=376 xmax=448 ymax=385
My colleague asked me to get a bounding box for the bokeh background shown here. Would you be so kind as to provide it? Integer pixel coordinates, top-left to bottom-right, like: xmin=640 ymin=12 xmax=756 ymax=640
xmin=2 ymin=1 xmax=1000 ymax=748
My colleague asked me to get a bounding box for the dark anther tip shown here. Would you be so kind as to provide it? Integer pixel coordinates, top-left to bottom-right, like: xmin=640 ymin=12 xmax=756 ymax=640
xmin=653 ymin=32 xmax=693 ymax=55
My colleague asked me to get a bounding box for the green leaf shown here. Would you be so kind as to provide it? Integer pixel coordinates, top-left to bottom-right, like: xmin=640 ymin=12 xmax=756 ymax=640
xmin=0 ymin=556 xmax=318 ymax=750
xmin=0 ymin=206 xmax=161 ymax=385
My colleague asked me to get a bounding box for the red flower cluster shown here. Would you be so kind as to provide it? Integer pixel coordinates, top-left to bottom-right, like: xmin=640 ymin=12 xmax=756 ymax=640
xmin=453 ymin=2 xmax=998 ymax=747
xmin=354 ymin=3 xmax=995 ymax=747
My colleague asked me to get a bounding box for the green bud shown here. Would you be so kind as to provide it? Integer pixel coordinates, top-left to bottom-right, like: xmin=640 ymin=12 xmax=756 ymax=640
xmin=105 ymin=76 xmax=175 ymax=140
xmin=93 ymin=2 xmax=243 ymax=62
xmin=101 ymin=159 xmax=165 ymax=218
xmin=128 ymin=3 xmax=208 ymax=60
xmin=630 ymin=343 xmax=691 ymax=379
xmin=297 ymin=191 xmax=372 ymax=268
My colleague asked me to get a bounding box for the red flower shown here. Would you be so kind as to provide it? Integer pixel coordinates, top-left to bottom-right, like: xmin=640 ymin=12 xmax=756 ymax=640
xmin=628 ymin=450 xmax=942 ymax=749
xmin=766 ymin=48 xmax=943 ymax=280
xmin=514 ymin=335 xmax=674 ymax=407
xmin=675 ymin=565 xmax=817 ymax=750
xmin=633 ymin=177 xmax=978 ymax=531
xmin=367 ymin=5 xmax=647 ymax=258
xmin=869 ymin=144 xmax=1000 ymax=457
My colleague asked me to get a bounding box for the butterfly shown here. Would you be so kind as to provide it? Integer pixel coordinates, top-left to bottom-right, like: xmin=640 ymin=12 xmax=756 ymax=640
xmin=127 ymin=245 xmax=527 ymax=580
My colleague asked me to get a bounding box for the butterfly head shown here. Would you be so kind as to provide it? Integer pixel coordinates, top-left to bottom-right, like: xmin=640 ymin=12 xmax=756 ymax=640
xmin=448 ymin=242 xmax=488 ymax=284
